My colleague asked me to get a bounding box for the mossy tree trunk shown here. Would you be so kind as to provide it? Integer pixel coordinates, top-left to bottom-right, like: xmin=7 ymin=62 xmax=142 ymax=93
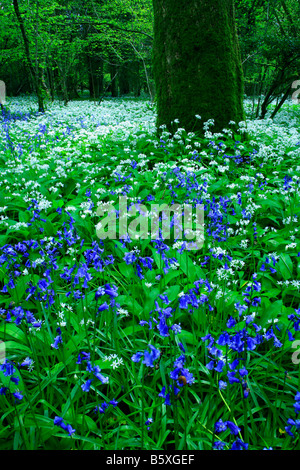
xmin=152 ymin=0 xmax=245 ymax=134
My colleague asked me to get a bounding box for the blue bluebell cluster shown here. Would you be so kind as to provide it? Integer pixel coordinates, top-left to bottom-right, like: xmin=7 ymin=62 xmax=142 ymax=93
xmin=131 ymin=344 xmax=160 ymax=368
xmin=285 ymin=392 xmax=300 ymax=438
xmin=94 ymin=398 xmax=118 ymax=414
xmin=54 ymin=416 xmax=76 ymax=436
xmin=76 ymin=351 xmax=109 ymax=392
xmin=0 ymin=360 xmax=23 ymax=401
xmin=213 ymin=419 xmax=248 ymax=450
xmin=124 ymin=251 xmax=154 ymax=279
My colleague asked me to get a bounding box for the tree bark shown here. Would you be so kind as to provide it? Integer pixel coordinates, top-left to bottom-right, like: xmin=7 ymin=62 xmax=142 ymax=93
xmin=152 ymin=0 xmax=245 ymax=134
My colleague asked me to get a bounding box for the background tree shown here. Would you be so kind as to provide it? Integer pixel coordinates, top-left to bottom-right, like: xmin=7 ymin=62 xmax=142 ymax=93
xmin=152 ymin=0 xmax=245 ymax=134
xmin=0 ymin=0 xmax=154 ymax=110
xmin=235 ymin=0 xmax=300 ymax=119
xmin=12 ymin=0 xmax=46 ymax=112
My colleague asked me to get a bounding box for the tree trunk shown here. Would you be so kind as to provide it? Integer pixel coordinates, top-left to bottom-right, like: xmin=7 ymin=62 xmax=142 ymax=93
xmin=270 ymin=86 xmax=290 ymax=119
xmin=88 ymin=56 xmax=103 ymax=100
xmin=119 ymin=64 xmax=130 ymax=95
xmin=62 ymin=77 xmax=69 ymax=106
xmin=152 ymin=0 xmax=245 ymax=134
xmin=47 ymin=67 xmax=55 ymax=101
xmin=13 ymin=0 xmax=45 ymax=113
xmin=133 ymin=61 xmax=141 ymax=97
xmin=110 ymin=63 xmax=118 ymax=97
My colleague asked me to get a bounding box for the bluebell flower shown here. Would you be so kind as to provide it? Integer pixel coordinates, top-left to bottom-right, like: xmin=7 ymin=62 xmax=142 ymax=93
xmin=94 ymin=402 xmax=109 ymax=413
xmin=11 ymin=376 xmax=20 ymax=385
xmin=227 ymin=371 xmax=240 ymax=384
xmin=238 ymin=366 xmax=248 ymax=377
xmin=217 ymin=332 xmax=230 ymax=346
xmin=226 ymin=317 xmax=236 ymax=329
xmin=285 ymin=425 xmax=294 ymax=437
xmin=143 ymin=350 xmax=156 ymax=367
xmin=131 ymin=352 xmax=143 ymax=363
xmin=142 ymin=345 xmax=160 ymax=367
xmin=157 ymin=315 xmax=170 ymax=337
xmin=179 ymin=368 xmax=195 ymax=385
xmin=98 ymin=302 xmax=109 ymax=312
xmin=242 ymin=381 xmax=249 ymax=398
xmin=12 ymin=391 xmax=23 ymax=401
xmin=229 ymin=359 xmax=240 ymax=370
xmin=226 ymin=421 xmax=241 ymax=435
xmin=93 ymin=366 xmax=109 ymax=384
xmin=0 ymin=361 xmax=16 ymax=377
xmin=76 ymin=351 xmax=90 ymax=364
xmin=231 ymin=438 xmax=248 ymax=450
xmin=51 ymin=334 xmax=63 ymax=350
xmin=219 ymin=380 xmax=227 ymax=390
xmin=54 ymin=416 xmax=63 ymax=426
xmin=215 ymin=419 xmax=227 ymax=433
xmin=109 ymin=399 xmax=118 ymax=407
xmin=164 ymin=393 xmax=171 ymax=406
xmin=145 ymin=417 xmax=153 ymax=430
xmin=294 ymin=401 xmax=300 ymax=414
xmin=158 ymin=384 xmax=179 ymax=405
xmin=171 ymin=323 xmax=182 ymax=335
xmin=235 ymin=302 xmax=248 ymax=316
xmin=54 ymin=416 xmax=76 ymax=436
xmin=124 ymin=252 xmax=137 ymax=265
xmin=206 ymin=360 xmax=215 ymax=370
xmin=287 ymin=418 xmax=300 ymax=430
xmin=104 ymin=284 xmax=118 ymax=298
xmin=213 ymin=441 xmax=226 ymax=450
xmin=81 ymin=379 xmax=93 ymax=392
xmin=288 ymin=331 xmax=295 ymax=341
xmin=215 ymin=360 xmax=225 ymax=373
xmin=131 ymin=345 xmax=160 ymax=368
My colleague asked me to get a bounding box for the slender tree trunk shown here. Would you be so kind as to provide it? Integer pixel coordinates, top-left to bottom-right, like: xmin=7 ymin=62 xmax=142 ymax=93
xmin=88 ymin=56 xmax=96 ymax=99
xmin=13 ymin=0 xmax=45 ymax=112
xmin=133 ymin=61 xmax=141 ymax=97
xmin=47 ymin=67 xmax=55 ymax=101
xmin=110 ymin=63 xmax=118 ymax=97
xmin=62 ymin=77 xmax=69 ymax=106
xmin=119 ymin=64 xmax=130 ymax=95
xmin=152 ymin=0 xmax=245 ymax=134
xmin=269 ymin=86 xmax=290 ymax=120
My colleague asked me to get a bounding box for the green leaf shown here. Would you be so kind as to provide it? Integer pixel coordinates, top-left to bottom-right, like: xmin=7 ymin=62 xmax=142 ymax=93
xmin=260 ymin=299 xmax=283 ymax=327
xmin=0 ymin=323 xmax=27 ymax=343
xmin=177 ymin=329 xmax=198 ymax=346
xmin=278 ymin=253 xmax=293 ymax=280
xmin=3 ymin=340 xmax=32 ymax=355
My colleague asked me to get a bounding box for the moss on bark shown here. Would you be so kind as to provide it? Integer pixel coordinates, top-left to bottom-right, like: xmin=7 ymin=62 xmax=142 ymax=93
xmin=152 ymin=0 xmax=245 ymax=134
